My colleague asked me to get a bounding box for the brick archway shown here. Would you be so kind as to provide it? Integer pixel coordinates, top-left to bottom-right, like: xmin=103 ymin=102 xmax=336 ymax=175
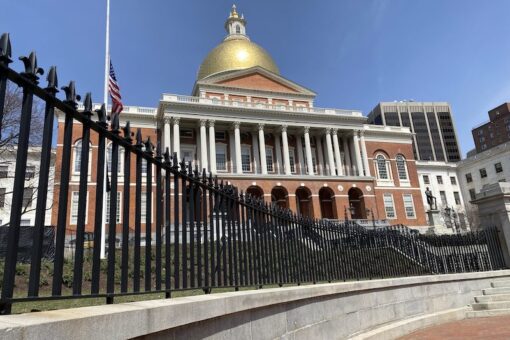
xmin=271 ymin=186 xmax=289 ymax=209
xmin=296 ymin=186 xmax=313 ymax=218
xmin=319 ymin=187 xmax=336 ymax=219
xmin=348 ymin=187 xmax=366 ymax=219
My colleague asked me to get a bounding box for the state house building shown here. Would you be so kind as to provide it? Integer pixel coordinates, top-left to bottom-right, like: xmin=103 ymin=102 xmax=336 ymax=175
xmin=52 ymin=6 xmax=427 ymax=231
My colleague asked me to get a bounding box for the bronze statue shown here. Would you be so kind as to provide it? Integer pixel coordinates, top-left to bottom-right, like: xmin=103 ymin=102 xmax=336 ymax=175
xmin=425 ymin=187 xmax=437 ymax=210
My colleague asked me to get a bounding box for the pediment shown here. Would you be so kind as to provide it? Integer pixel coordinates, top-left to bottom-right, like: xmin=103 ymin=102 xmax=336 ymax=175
xmin=194 ymin=67 xmax=316 ymax=97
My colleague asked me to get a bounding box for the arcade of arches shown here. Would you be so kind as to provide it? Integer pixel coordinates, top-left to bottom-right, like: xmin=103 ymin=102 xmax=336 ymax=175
xmin=239 ymin=183 xmax=372 ymax=220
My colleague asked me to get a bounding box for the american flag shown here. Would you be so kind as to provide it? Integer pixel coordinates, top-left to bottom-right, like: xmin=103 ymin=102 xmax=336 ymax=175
xmin=108 ymin=59 xmax=123 ymax=115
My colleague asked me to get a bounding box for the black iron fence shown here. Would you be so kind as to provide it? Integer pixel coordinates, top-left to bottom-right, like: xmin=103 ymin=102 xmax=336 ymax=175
xmin=0 ymin=33 xmax=507 ymax=314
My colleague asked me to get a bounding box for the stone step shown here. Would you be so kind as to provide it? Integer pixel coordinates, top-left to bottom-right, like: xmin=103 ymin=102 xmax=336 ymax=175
xmin=466 ymin=308 xmax=510 ymax=318
xmin=483 ymin=287 xmax=510 ymax=295
xmin=472 ymin=301 xmax=510 ymax=310
xmin=491 ymin=281 xmax=510 ymax=288
xmin=474 ymin=293 xmax=510 ymax=303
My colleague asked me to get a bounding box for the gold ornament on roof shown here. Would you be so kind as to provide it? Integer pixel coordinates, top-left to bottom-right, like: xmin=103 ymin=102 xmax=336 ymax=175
xmin=230 ymin=4 xmax=239 ymax=18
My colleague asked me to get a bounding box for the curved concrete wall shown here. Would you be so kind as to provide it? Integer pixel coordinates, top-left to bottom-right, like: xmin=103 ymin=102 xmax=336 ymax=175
xmin=2 ymin=270 xmax=510 ymax=340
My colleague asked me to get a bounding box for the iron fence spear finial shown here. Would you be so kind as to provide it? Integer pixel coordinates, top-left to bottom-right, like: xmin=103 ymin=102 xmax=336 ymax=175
xmin=83 ymin=92 xmax=93 ymax=116
xmin=122 ymin=121 xmax=132 ymax=141
xmin=19 ymin=51 xmax=43 ymax=82
xmin=95 ymin=104 xmax=107 ymax=126
xmin=45 ymin=66 xmax=58 ymax=94
xmin=0 ymin=33 xmax=12 ymax=65
xmin=163 ymin=148 xmax=170 ymax=164
xmin=61 ymin=81 xmax=80 ymax=107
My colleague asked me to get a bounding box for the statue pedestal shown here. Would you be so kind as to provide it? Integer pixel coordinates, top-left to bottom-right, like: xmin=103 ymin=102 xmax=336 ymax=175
xmin=427 ymin=210 xmax=441 ymax=227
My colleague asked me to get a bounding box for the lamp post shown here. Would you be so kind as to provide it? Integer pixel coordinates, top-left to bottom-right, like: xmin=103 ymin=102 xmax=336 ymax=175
xmin=366 ymin=208 xmax=376 ymax=230
xmin=444 ymin=205 xmax=458 ymax=234
xmin=349 ymin=205 xmax=356 ymax=221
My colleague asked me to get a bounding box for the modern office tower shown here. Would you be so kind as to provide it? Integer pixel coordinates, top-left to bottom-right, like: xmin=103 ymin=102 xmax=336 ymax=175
xmin=367 ymin=101 xmax=462 ymax=162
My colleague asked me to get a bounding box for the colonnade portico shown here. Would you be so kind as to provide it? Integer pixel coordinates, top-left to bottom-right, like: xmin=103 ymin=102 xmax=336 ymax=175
xmin=161 ymin=117 xmax=372 ymax=178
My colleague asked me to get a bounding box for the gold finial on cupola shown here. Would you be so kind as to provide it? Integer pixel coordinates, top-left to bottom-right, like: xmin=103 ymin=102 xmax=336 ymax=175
xmin=229 ymin=4 xmax=239 ymax=18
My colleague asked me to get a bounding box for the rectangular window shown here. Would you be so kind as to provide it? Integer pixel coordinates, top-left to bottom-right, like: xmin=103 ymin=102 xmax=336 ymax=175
xmin=480 ymin=168 xmax=487 ymax=178
xmin=20 ymin=219 xmax=31 ymax=226
xmin=495 ymin=162 xmax=503 ymax=173
xmin=25 ymin=166 xmax=36 ymax=180
xmin=0 ymin=188 xmax=5 ymax=208
xmin=450 ymin=176 xmax=457 ymax=185
xmin=289 ymin=147 xmax=296 ymax=173
xmin=402 ymin=194 xmax=416 ymax=218
xmin=141 ymin=192 xmax=147 ymax=220
xmin=215 ymin=131 xmax=226 ymax=141
xmin=0 ymin=165 xmax=8 ymax=178
xmin=469 ymin=189 xmax=476 ymax=200
xmin=454 ymin=191 xmax=461 ymax=205
xmin=241 ymin=146 xmax=251 ymax=172
xmin=216 ymin=144 xmax=227 ymax=171
xmin=423 ymin=175 xmax=430 ymax=184
xmin=465 ymin=173 xmax=472 ymax=183
xmin=265 ymin=147 xmax=274 ymax=172
xmin=383 ymin=194 xmax=396 ymax=219
xmin=22 ymin=188 xmax=33 ymax=209
xmin=439 ymin=191 xmax=447 ymax=206
xmin=107 ymin=147 xmax=122 ymax=173
xmin=181 ymin=129 xmax=194 ymax=138
xmin=105 ymin=192 xmax=122 ymax=224
xmin=141 ymin=159 xmax=147 ymax=174
xmin=436 ymin=176 xmax=443 ymax=184
xmin=70 ymin=192 xmax=79 ymax=224
xmin=70 ymin=192 xmax=89 ymax=225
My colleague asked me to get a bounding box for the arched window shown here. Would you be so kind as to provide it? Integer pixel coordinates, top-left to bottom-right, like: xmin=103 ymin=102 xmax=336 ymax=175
xmin=235 ymin=25 xmax=241 ymax=34
xmin=395 ymin=154 xmax=408 ymax=181
xmin=376 ymin=154 xmax=389 ymax=179
xmin=73 ymin=140 xmax=82 ymax=173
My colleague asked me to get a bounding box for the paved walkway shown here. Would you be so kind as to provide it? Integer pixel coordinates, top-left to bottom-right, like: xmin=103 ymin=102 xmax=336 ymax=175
xmin=399 ymin=315 xmax=510 ymax=339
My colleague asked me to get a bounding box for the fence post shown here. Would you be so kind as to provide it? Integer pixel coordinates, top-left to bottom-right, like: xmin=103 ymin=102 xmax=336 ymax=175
xmin=1 ymin=51 xmax=43 ymax=314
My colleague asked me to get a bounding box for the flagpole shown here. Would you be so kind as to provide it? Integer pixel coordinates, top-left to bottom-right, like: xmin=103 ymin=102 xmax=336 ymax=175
xmin=100 ymin=0 xmax=111 ymax=259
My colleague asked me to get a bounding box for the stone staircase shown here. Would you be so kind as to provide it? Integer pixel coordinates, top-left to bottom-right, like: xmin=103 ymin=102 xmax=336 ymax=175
xmin=468 ymin=280 xmax=510 ymax=317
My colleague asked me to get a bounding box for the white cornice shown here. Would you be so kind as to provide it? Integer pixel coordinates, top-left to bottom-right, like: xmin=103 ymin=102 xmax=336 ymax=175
xmin=161 ymin=103 xmax=367 ymax=128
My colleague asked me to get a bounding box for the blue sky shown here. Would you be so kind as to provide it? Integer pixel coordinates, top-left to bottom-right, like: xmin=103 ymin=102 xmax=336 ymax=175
xmin=3 ymin=0 xmax=510 ymax=156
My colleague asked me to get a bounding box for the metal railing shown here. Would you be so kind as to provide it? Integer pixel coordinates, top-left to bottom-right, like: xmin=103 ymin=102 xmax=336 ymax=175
xmin=0 ymin=33 xmax=507 ymax=315
xmin=161 ymin=93 xmax=364 ymax=117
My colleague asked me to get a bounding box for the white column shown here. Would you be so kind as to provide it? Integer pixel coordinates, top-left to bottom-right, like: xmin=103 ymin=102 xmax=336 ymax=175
xmin=342 ymin=137 xmax=352 ymax=176
xmin=163 ymin=118 xmax=171 ymax=154
xmin=281 ymin=125 xmax=291 ymax=175
xmin=275 ymin=133 xmax=283 ymax=174
xmin=316 ymin=134 xmax=325 ymax=175
xmin=208 ymin=120 xmax=216 ymax=175
xmin=234 ymin=121 xmax=243 ymax=174
xmin=172 ymin=117 xmax=180 ymax=161
xmin=353 ymin=131 xmax=364 ymax=176
xmin=332 ymin=129 xmax=343 ymax=176
xmin=359 ymin=130 xmax=371 ymax=177
xmin=296 ymin=133 xmax=305 ymax=175
xmin=325 ymin=128 xmax=336 ymax=176
xmin=258 ymin=124 xmax=267 ymax=175
xmin=199 ymin=119 xmax=208 ymax=172
xmin=303 ymin=126 xmax=314 ymax=175
xmin=251 ymin=131 xmax=260 ymax=174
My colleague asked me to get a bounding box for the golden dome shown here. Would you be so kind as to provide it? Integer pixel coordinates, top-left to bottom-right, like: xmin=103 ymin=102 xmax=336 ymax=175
xmin=197 ymin=39 xmax=279 ymax=80
xmin=197 ymin=6 xmax=279 ymax=80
